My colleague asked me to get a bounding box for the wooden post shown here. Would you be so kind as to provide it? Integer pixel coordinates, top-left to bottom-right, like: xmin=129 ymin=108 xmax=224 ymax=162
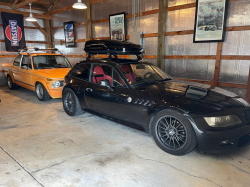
xmin=85 ymin=0 xmax=91 ymax=41
xmin=246 ymin=67 xmax=250 ymax=103
xmin=157 ymin=0 xmax=166 ymax=70
xmin=45 ymin=19 xmax=52 ymax=48
xmin=213 ymin=42 xmax=223 ymax=86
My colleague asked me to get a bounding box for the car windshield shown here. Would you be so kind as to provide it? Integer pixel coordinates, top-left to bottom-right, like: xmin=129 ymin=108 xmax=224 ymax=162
xmin=33 ymin=55 xmax=71 ymax=69
xmin=119 ymin=63 xmax=171 ymax=86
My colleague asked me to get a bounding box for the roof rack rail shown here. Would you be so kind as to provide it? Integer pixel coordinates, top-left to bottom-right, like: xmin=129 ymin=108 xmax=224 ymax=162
xmin=18 ymin=47 xmax=63 ymax=55
xmin=84 ymin=40 xmax=144 ymax=61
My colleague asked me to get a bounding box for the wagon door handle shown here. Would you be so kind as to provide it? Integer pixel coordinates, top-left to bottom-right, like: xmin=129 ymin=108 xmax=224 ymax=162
xmin=86 ymin=88 xmax=93 ymax=92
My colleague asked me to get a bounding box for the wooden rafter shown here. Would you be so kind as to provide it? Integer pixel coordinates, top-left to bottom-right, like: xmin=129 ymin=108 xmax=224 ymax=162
xmin=11 ymin=0 xmax=19 ymax=8
xmin=0 ymin=2 xmax=45 ymax=11
xmin=0 ymin=8 xmax=51 ymax=19
xmin=49 ymin=6 xmax=74 ymax=15
xmin=14 ymin=0 xmax=38 ymax=10
xmin=36 ymin=1 xmax=54 ymax=6
xmin=48 ymin=0 xmax=62 ymax=13
xmin=32 ymin=22 xmax=47 ymax=35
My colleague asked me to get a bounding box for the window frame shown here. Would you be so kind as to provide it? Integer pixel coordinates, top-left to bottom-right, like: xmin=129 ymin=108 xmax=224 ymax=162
xmin=32 ymin=55 xmax=72 ymax=70
xmin=89 ymin=63 xmax=128 ymax=88
xmin=13 ymin=55 xmax=23 ymax=67
xmin=70 ymin=63 xmax=92 ymax=82
xmin=21 ymin=55 xmax=33 ymax=70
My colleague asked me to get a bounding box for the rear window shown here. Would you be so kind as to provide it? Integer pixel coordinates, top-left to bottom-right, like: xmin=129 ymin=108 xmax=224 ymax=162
xmin=71 ymin=64 xmax=91 ymax=81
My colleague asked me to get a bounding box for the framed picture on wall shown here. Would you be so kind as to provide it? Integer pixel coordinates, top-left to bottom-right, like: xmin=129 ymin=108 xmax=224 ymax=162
xmin=109 ymin=12 xmax=126 ymax=41
xmin=193 ymin=0 xmax=228 ymax=43
xmin=63 ymin=21 xmax=76 ymax=47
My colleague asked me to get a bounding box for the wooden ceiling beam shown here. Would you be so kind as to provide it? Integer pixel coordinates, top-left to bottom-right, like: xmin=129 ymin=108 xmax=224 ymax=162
xmin=14 ymin=0 xmax=38 ymax=10
xmin=48 ymin=0 xmax=62 ymax=13
xmin=0 ymin=8 xmax=51 ymax=19
xmin=49 ymin=6 xmax=74 ymax=15
xmin=32 ymin=21 xmax=47 ymax=35
xmin=12 ymin=0 xmax=19 ymax=8
xmin=36 ymin=1 xmax=54 ymax=6
xmin=0 ymin=2 xmax=46 ymax=11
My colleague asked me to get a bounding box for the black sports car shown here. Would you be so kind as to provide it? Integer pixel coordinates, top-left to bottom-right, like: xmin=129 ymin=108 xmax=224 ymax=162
xmin=62 ymin=40 xmax=250 ymax=155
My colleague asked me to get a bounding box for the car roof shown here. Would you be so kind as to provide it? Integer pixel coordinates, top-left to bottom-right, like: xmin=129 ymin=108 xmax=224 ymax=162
xmin=78 ymin=58 xmax=151 ymax=66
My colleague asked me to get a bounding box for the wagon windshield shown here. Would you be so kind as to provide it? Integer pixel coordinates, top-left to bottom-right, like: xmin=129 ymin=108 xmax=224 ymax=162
xmin=119 ymin=63 xmax=171 ymax=86
xmin=33 ymin=55 xmax=71 ymax=69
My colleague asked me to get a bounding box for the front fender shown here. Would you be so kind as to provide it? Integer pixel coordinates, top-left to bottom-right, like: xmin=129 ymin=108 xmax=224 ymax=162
xmin=34 ymin=77 xmax=48 ymax=91
xmin=7 ymin=71 xmax=15 ymax=83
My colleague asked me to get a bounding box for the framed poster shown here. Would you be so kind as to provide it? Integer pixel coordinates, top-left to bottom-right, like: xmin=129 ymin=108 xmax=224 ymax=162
xmin=193 ymin=0 xmax=228 ymax=43
xmin=109 ymin=12 xmax=126 ymax=41
xmin=64 ymin=21 xmax=76 ymax=47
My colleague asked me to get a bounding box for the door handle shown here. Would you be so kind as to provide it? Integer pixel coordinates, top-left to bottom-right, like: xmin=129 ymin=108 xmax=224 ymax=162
xmin=86 ymin=88 xmax=93 ymax=92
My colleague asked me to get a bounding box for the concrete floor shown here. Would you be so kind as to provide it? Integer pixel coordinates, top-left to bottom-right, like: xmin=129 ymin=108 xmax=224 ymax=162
xmin=0 ymin=85 xmax=250 ymax=187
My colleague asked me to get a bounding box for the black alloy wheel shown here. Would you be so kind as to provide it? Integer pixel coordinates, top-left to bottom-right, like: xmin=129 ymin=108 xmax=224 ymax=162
xmin=156 ymin=115 xmax=187 ymax=150
xmin=63 ymin=88 xmax=83 ymax=116
xmin=152 ymin=109 xmax=197 ymax=155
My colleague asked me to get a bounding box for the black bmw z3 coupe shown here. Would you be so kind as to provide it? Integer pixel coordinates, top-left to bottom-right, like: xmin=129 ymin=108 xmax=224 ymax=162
xmin=62 ymin=40 xmax=250 ymax=155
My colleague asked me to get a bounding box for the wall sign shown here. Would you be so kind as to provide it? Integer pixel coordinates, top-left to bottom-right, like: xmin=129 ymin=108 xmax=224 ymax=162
xmin=109 ymin=12 xmax=126 ymax=41
xmin=64 ymin=21 xmax=76 ymax=47
xmin=193 ymin=0 xmax=228 ymax=43
xmin=1 ymin=12 xmax=26 ymax=52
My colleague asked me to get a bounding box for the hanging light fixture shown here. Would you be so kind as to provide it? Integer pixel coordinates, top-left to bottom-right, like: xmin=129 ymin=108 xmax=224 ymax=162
xmin=25 ymin=3 xmax=37 ymax=22
xmin=72 ymin=0 xmax=87 ymax=9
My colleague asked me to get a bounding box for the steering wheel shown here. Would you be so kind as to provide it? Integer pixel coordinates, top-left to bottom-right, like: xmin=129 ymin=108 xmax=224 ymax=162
xmin=142 ymin=72 xmax=153 ymax=80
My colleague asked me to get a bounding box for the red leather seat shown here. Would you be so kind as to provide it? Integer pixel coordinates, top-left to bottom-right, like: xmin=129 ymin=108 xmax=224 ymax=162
xmin=120 ymin=65 xmax=137 ymax=83
xmin=92 ymin=66 xmax=112 ymax=85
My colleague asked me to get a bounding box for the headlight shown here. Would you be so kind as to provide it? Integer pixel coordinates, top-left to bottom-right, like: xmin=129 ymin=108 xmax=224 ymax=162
xmin=51 ymin=81 xmax=61 ymax=88
xmin=204 ymin=115 xmax=242 ymax=127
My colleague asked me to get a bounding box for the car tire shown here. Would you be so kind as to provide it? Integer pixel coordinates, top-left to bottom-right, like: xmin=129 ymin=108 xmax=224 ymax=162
xmin=7 ymin=75 xmax=19 ymax=90
xmin=151 ymin=109 xmax=197 ymax=156
xmin=35 ymin=82 xmax=51 ymax=101
xmin=62 ymin=88 xmax=84 ymax=116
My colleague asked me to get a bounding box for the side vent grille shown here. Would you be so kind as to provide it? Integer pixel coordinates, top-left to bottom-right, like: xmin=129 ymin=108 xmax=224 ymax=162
xmin=133 ymin=98 xmax=155 ymax=107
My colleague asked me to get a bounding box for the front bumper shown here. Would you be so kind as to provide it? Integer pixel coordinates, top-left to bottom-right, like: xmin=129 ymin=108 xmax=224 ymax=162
xmin=192 ymin=118 xmax=250 ymax=154
xmin=47 ymin=88 xmax=63 ymax=98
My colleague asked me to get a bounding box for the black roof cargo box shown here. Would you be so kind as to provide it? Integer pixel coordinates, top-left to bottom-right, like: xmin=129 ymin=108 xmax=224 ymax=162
xmin=84 ymin=40 xmax=144 ymax=55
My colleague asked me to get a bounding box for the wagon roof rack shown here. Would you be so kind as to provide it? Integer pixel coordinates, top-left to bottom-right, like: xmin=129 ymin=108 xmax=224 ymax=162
xmin=19 ymin=47 xmax=63 ymax=55
xmin=84 ymin=40 xmax=144 ymax=61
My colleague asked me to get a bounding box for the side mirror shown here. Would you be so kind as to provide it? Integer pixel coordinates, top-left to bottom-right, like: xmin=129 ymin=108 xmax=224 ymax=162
xmin=99 ymin=79 xmax=113 ymax=91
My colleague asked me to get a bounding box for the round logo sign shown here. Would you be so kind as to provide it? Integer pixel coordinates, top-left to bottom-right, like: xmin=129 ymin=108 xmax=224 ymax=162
xmin=5 ymin=25 xmax=22 ymax=41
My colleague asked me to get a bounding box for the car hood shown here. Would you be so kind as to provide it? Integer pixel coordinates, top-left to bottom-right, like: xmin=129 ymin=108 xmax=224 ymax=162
xmin=137 ymin=79 xmax=249 ymax=116
xmin=35 ymin=68 xmax=71 ymax=79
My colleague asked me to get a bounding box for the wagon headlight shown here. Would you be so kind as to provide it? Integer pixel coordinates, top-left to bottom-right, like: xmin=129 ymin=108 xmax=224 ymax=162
xmin=204 ymin=115 xmax=242 ymax=127
xmin=51 ymin=81 xmax=61 ymax=88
